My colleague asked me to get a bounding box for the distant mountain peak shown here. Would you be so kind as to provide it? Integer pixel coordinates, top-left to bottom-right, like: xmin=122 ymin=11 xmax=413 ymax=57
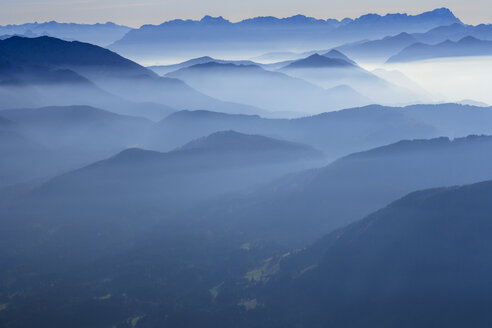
xmin=459 ymin=35 xmax=481 ymax=43
xmin=162 ymin=110 xmax=259 ymax=123
xmin=200 ymin=15 xmax=229 ymax=24
xmin=323 ymin=49 xmax=357 ymax=65
xmin=183 ymin=61 xmax=261 ymax=71
xmin=179 ymin=130 xmax=321 ymax=156
xmin=106 ymin=147 xmax=163 ymax=164
xmin=324 ymin=49 xmax=345 ymax=57
xmin=387 ymin=35 xmax=492 ymax=63
xmin=194 ymin=55 xmax=214 ymax=61
xmin=385 ymin=32 xmax=414 ymax=40
xmin=179 ymin=130 xmax=275 ymax=150
xmin=0 ymin=35 xmax=152 ymax=77
xmin=420 ymin=7 xmax=462 ymax=23
xmin=284 ymin=53 xmax=354 ymax=69
xmin=429 ymin=7 xmax=455 ymax=16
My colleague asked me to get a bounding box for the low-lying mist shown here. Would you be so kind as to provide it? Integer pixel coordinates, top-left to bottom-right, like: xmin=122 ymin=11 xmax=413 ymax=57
xmin=379 ymin=56 xmax=492 ymax=105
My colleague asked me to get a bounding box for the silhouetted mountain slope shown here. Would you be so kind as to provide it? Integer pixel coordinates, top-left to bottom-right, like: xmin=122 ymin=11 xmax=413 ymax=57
xmin=0 ymin=36 xmax=266 ymax=117
xmin=334 ymin=8 xmax=461 ymax=38
xmin=0 ymin=105 xmax=151 ymax=153
xmin=109 ymin=9 xmax=461 ymax=61
xmin=248 ymin=179 xmax=492 ymax=328
xmin=0 ymin=131 xmax=321 ymax=302
xmin=322 ymin=49 xmax=356 ymax=64
xmin=282 ymin=53 xmax=354 ymax=69
xmin=0 ymin=62 xmax=125 ymax=108
xmin=195 ymin=135 xmax=492 ymax=245
xmin=0 ymin=36 xmax=151 ymax=78
xmin=258 ymin=50 xmax=355 ymax=70
xmin=13 ymin=130 xmax=322 ymax=217
xmin=109 ymin=15 xmax=345 ymax=60
xmin=414 ymin=22 xmax=492 ymax=44
xmin=335 ymin=22 xmax=492 ymax=63
xmin=180 ymin=131 xmax=321 ymax=157
xmin=0 ymin=105 xmax=155 ymax=186
xmin=0 ymin=21 xmax=131 ymax=46
xmin=0 ymin=64 xmax=177 ymax=120
xmin=151 ymin=105 xmax=437 ymax=156
xmin=400 ymin=103 xmax=492 ymax=136
xmin=151 ymin=110 xmax=269 ymax=150
xmin=166 ymin=62 xmax=369 ymax=113
xmin=149 ymin=56 xmax=259 ymax=75
xmin=336 ymin=32 xmax=418 ymax=62
xmin=387 ymin=36 xmax=492 ymax=62
xmin=153 ymin=104 xmax=492 ymax=156
xmin=278 ymin=54 xmax=424 ymax=104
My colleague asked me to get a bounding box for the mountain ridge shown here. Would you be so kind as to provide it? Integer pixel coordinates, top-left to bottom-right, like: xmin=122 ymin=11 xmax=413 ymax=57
xmin=109 ymin=8 xmax=461 ymax=61
xmin=246 ymin=178 xmax=492 ymax=327
xmin=387 ymin=36 xmax=492 ymax=62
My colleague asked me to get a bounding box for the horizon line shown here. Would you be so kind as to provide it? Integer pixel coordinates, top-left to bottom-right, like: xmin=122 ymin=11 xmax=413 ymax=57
xmin=0 ymin=7 xmax=463 ymax=29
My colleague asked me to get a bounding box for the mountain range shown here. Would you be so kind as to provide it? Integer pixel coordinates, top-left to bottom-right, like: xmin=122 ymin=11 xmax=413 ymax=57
xmin=0 ymin=21 xmax=131 ymax=46
xmin=0 ymin=36 xmax=268 ymax=118
xmin=3 ymin=133 xmax=492 ymax=327
xmin=0 ymin=105 xmax=152 ymax=187
xmin=151 ymin=103 xmax=492 ymax=157
xmin=148 ymin=56 xmax=258 ymax=75
xmin=238 ymin=179 xmax=492 ymax=327
xmin=190 ymin=135 xmax=492 ymax=246
xmin=3 ymin=102 xmax=492 ymax=188
xmin=278 ymin=53 xmax=414 ymax=103
xmin=166 ymin=61 xmax=370 ymax=114
xmin=335 ymin=22 xmax=492 ymax=63
xmin=9 ymin=130 xmax=322 ymax=216
xmin=1 ymin=9 xmax=492 ymax=327
xmin=387 ymin=36 xmax=492 ymax=63
xmin=109 ymin=8 xmax=461 ymax=62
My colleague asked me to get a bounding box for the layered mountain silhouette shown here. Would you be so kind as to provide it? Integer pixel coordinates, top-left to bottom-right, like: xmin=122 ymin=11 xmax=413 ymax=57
xmin=0 ymin=36 xmax=267 ymax=117
xmin=149 ymin=56 xmax=259 ymax=75
xmin=322 ymin=49 xmax=357 ymax=64
xmin=334 ymin=8 xmax=461 ymax=38
xmin=336 ymin=23 xmax=492 ymax=62
xmin=1 ymin=7 xmax=492 ymax=328
xmin=387 ymin=36 xmax=492 ymax=63
xmin=166 ymin=61 xmax=370 ymax=114
xmin=0 ymin=105 xmax=153 ymax=186
xmin=0 ymin=35 xmax=145 ymax=71
xmin=3 ymin=134 xmax=492 ymax=327
xmin=109 ymin=9 xmax=461 ymax=61
xmin=254 ymin=49 xmax=356 ymax=71
xmin=415 ymin=22 xmax=492 ymax=44
xmin=278 ymin=53 xmax=424 ymax=104
xmin=151 ymin=104 xmax=439 ymax=155
xmin=0 ymin=105 xmax=151 ymax=153
xmin=192 ymin=135 xmax=492 ymax=245
xmin=10 ymin=130 xmax=322 ymax=217
xmin=282 ymin=53 xmax=354 ymax=69
xmin=336 ymin=32 xmax=418 ymax=62
xmin=0 ymin=21 xmax=131 ymax=46
xmin=245 ymin=179 xmax=492 ymax=327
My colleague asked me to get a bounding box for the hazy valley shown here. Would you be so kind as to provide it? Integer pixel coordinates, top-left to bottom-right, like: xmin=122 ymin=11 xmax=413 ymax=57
xmin=1 ymin=5 xmax=492 ymax=328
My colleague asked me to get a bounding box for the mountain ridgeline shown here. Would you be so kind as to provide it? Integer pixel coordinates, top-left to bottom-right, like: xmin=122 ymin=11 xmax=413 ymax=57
xmin=236 ymin=179 xmax=492 ymax=327
xmin=109 ymin=8 xmax=461 ymax=61
xmin=1 ymin=7 xmax=492 ymax=328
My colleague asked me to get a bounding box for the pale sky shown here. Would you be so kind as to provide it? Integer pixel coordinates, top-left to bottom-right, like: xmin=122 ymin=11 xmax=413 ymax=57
xmin=1 ymin=0 xmax=491 ymax=27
